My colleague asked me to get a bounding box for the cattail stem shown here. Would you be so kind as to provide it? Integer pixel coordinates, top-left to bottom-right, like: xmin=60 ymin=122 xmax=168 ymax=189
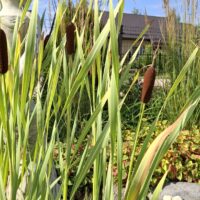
xmin=126 ymin=103 xmax=145 ymax=190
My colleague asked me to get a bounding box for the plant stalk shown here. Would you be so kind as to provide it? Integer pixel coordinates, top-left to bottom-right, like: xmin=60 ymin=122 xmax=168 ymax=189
xmin=126 ymin=102 xmax=145 ymax=188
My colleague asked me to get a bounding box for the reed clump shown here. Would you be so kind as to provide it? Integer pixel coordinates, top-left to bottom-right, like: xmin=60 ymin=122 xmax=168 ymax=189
xmin=0 ymin=1 xmax=199 ymax=199
xmin=161 ymin=0 xmax=200 ymax=125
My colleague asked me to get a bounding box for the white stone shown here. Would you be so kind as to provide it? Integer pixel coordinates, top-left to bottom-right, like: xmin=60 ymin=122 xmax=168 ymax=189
xmin=0 ymin=0 xmax=27 ymax=44
xmin=172 ymin=196 xmax=182 ymax=200
xmin=0 ymin=0 xmax=41 ymax=76
xmin=163 ymin=195 xmax=172 ymax=200
xmin=0 ymin=0 xmax=23 ymax=16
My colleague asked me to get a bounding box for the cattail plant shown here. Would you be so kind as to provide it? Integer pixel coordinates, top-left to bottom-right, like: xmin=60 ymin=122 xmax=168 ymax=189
xmin=141 ymin=66 xmax=156 ymax=103
xmin=0 ymin=29 xmax=8 ymax=74
xmin=127 ymin=66 xmax=156 ymax=186
xmin=66 ymin=22 xmax=76 ymax=55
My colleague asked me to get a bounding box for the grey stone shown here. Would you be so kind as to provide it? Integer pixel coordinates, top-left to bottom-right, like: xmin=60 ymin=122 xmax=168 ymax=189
xmin=113 ymin=185 xmax=126 ymax=200
xmin=6 ymin=161 xmax=60 ymax=199
xmin=159 ymin=182 xmax=200 ymax=200
xmin=172 ymin=196 xmax=182 ymax=200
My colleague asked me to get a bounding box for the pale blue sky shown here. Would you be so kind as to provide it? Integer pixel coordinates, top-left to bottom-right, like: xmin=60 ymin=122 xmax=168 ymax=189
xmin=109 ymin=0 xmax=166 ymax=16
xmin=38 ymin=0 xmax=185 ymax=17
xmin=124 ymin=0 xmax=182 ymax=16
xmin=38 ymin=0 xmax=170 ymax=17
xmin=38 ymin=0 xmax=198 ymax=30
xmin=108 ymin=0 xmax=185 ymax=16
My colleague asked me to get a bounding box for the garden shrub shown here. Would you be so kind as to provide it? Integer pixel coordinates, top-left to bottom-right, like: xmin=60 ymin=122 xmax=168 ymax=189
xmin=122 ymin=121 xmax=200 ymax=188
xmin=152 ymin=124 xmax=200 ymax=185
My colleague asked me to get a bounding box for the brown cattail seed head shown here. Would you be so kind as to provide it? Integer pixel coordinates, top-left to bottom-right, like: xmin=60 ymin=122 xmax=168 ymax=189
xmin=44 ymin=34 xmax=50 ymax=49
xmin=141 ymin=66 xmax=156 ymax=103
xmin=0 ymin=29 xmax=8 ymax=74
xmin=66 ymin=22 xmax=76 ymax=55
